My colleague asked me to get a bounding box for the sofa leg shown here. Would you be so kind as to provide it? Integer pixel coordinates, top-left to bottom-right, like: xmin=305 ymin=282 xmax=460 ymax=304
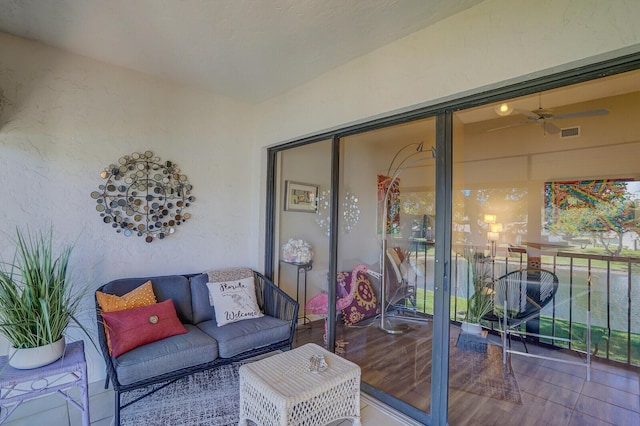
xmin=114 ymin=390 xmax=121 ymax=426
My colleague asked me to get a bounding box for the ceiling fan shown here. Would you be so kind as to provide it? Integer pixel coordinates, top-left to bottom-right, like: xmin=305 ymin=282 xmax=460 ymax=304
xmin=489 ymin=100 xmax=609 ymax=134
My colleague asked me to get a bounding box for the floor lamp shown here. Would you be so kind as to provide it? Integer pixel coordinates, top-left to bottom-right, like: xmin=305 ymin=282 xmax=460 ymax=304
xmin=379 ymin=142 xmax=436 ymax=334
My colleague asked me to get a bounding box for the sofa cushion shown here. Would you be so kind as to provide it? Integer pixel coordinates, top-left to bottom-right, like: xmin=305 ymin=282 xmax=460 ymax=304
xmin=102 ymin=299 xmax=188 ymax=357
xmin=196 ymin=315 xmax=290 ymax=358
xmin=101 ymin=275 xmax=194 ymax=324
xmin=113 ymin=324 xmax=218 ymax=386
xmin=190 ymin=273 xmax=215 ymax=324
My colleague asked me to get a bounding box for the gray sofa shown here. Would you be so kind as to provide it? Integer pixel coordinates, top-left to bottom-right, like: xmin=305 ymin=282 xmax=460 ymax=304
xmin=95 ymin=267 xmax=298 ymax=425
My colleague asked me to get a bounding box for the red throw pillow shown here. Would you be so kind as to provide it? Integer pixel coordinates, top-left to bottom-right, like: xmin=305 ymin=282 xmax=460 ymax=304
xmin=101 ymin=299 xmax=188 ymax=357
xmin=96 ymin=280 xmax=157 ymax=355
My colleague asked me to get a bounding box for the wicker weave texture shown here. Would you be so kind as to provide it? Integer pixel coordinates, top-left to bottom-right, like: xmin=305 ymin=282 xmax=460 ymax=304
xmin=239 ymin=343 xmax=361 ymax=426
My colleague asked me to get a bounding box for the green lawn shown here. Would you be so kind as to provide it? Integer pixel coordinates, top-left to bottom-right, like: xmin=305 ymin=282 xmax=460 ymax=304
xmin=535 ymin=252 xmax=640 ymax=272
xmin=539 ymin=318 xmax=640 ymax=365
xmin=412 ymin=288 xmax=640 ymax=366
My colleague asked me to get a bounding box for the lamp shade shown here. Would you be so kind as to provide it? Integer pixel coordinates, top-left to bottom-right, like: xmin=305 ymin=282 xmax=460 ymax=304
xmin=490 ymin=223 xmax=503 ymax=233
xmin=487 ymin=231 xmax=499 ymax=242
xmin=483 ymin=214 xmax=496 ymax=224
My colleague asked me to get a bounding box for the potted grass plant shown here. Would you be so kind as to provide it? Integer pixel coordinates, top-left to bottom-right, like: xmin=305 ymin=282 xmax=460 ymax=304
xmin=0 ymin=228 xmax=88 ymax=369
xmin=461 ymin=249 xmax=494 ymax=336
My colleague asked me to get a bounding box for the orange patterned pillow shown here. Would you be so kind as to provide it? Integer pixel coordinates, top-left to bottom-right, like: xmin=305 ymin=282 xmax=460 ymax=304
xmin=97 ymin=280 xmax=157 ymax=354
xmin=97 ymin=280 xmax=157 ymax=312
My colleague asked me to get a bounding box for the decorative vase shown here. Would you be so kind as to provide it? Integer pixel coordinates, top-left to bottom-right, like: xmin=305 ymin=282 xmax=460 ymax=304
xmin=9 ymin=337 xmax=66 ymax=369
xmin=460 ymin=321 xmax=483 ymax=336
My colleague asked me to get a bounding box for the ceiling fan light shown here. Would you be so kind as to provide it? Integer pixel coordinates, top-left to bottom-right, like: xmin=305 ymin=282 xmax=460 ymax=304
xmin=495 ymin=103 xmax=513 ymax=116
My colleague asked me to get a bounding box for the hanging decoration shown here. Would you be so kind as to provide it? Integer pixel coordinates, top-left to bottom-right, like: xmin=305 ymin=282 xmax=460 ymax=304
xmin=315 ymin=190 xmax=360 ymax=237
xmin=316 ymin=190 xmax=331 ymax=237
xmin=342 ymin=191 xmax=360 ymax=233
xmin=90 ymin=150 xmax=195 ymax=243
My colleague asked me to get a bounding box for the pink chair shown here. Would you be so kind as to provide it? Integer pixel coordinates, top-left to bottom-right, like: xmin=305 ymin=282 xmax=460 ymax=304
xmin=306 ymin=264 xmax=366 ymax=344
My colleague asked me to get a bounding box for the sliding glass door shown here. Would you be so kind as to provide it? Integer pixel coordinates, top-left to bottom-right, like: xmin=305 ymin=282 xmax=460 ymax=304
xmin=267 ymin=119 xmax=442 ymax=422
xmin=265 ymin=58 xmax=640 ymax=425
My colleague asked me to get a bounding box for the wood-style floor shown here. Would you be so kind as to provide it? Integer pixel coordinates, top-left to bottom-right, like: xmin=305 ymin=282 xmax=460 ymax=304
xmin=293 ymin=317 xmax=640 ymax=425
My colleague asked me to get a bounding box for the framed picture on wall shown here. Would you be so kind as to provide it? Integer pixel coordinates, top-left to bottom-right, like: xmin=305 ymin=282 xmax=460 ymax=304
xmin=285 ymin=181 xmax=318 ymax=212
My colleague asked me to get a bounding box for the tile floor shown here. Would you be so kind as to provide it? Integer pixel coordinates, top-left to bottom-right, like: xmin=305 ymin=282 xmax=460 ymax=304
xmin=1 ymin=380 xmax=421 ymax=426
xmin=3 ymin=339 xmax=638 ymax=425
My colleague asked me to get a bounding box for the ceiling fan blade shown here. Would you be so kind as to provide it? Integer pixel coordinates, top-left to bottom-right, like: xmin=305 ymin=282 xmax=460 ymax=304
xmin=514 ymin=108 xmax=540 ymax=119
xmin=543 ymin=121 xmax=561 ymax=134
xmin=487 ymin=121 xmax=529 ymax=132
xmin=553 ymin=109 xmax=609 ymax=120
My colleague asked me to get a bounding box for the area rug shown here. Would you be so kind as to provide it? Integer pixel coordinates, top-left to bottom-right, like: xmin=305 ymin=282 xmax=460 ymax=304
xmin=449 ymin=339 xmax=523 ymax=404
xmin=119 ymin=363 xmax=241 ymax=426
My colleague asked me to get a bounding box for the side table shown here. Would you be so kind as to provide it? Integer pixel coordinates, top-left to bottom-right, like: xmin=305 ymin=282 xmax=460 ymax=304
xmin=281 ymin=260 xmax=313 ymax=326
xmin=239 ymin=342 xmax=361 ymax=426
xmin=0 ymin=340 xmax=90 ymax=425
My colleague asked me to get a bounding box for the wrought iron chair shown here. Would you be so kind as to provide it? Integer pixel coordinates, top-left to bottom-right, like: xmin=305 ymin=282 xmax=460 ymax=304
xmin=483 ymin=267 xmax=592 ymax=380
xmin=384 ymin=247 xmax=417 ymax=313
xmin=482 ymin=268 xmax=559 ymax=353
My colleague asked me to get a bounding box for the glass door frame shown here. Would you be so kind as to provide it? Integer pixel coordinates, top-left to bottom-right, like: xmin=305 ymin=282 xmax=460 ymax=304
xmin=264 ymin=52 xmax=640 ymax=425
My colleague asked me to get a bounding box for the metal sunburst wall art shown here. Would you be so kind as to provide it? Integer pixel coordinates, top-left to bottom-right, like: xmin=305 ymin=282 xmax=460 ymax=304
xmin=91 ymin=151 xmax=195 ymax=243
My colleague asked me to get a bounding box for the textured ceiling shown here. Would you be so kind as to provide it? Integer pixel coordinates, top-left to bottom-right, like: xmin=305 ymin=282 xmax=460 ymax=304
xmin=0 ymin=0 xmax=483 ymax=101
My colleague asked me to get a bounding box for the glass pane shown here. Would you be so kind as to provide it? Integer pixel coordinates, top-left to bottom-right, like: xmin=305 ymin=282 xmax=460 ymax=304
xmin=336 ymin=118 xmax=436 ymax=416
xmin=274 ymin=140 xmax=332 ymax=348
xmin=450 ymin=69 xmax=640 ymax=424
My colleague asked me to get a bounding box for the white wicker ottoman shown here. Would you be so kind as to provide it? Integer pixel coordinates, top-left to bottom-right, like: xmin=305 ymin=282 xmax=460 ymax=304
xmin=238 ymin=343 xmax=361 ymax=426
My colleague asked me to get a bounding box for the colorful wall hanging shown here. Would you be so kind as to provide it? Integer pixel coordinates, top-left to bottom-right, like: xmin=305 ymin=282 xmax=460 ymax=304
xmin=377 ymin=174 xmax=400 ymax=235
xmin=544 ymin=178 xmax=635 ymax=231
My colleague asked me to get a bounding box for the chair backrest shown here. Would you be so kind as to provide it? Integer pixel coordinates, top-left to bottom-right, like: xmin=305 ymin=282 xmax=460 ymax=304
xmin=386 ymin=248 xmax=404 ymax=284
xmin=384 ymin=247 xmax=410 ymax=305
xmin=493 ymin=268 xmax=559 ymax=320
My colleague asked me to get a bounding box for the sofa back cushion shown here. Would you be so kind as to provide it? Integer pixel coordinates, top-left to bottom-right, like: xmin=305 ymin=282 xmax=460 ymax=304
xmin=190 ymin=268 xmax=256 ymax=324
xmin=100 ymin=275 xmax=194 ymax=324
xmin=190 ymin=273 xmax=213 ymax=324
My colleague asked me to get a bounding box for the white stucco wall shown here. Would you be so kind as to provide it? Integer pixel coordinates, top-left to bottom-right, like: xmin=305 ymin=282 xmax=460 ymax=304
xmin=254 ymin=0 xmax=640 ymax=145
xmin=0 ymin=32 xmax=254 ymax=380
xmin=1 ymin=0 xmax=640 ymax=385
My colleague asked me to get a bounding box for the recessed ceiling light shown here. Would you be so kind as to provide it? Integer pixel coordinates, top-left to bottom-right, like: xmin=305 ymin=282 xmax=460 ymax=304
xmin=495 ymin=103 xmax=513 ymax=116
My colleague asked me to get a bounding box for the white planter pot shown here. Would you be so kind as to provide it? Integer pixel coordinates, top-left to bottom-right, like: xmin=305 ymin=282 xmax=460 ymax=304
xmin=461 ymin=322 xmax=483 ymax=336
xmin=9 ymin=337 xmax=66 ymax=369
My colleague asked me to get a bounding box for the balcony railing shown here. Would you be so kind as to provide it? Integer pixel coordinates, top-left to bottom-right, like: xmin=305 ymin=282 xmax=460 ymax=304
xmin=410 ymin=246 xmax=640 ymax=366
